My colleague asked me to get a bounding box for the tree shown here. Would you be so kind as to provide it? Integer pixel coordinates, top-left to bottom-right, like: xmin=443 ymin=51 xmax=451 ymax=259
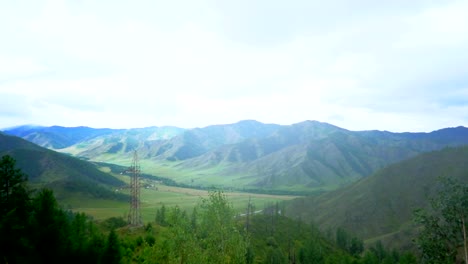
xmin=69 ymin=212 xmax=88 ymax=260
xmin=349 ymin=237 xmax=364 ymax=257
xmin=336 ymin=227 xmax=349 ymax=251
xmin=0 ymin=155 xmax=29 ymax=209
xmin=414 ymin=177 xmax=468 ymax=263
xmin=369 ymin=240 xmax=386 ymax=262
xmin=155 ymin=204 xmax=167 ymax=226
xmin=103 ymin=228 xmax=122 ymax=264
xmin=167 ymin=206 xmax=202 ymax=263
xmin=199 ymin=190 xmax=248 ymax=263
xmin=30 ymin=188 xmax=70 ymax=263
xmin=0 ymin=155 xmax=31 ymax=263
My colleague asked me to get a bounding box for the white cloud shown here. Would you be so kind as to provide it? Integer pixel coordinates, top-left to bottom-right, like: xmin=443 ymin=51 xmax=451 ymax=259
xmin=0 ymin=56 xmax=48 ymax=79
xmin=0 ymin=0 xmax=467 ymax=131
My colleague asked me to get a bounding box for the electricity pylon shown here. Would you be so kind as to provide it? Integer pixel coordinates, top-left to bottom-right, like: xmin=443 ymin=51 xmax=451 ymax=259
xmin=128 ymin=150 xmax=142 ymax=226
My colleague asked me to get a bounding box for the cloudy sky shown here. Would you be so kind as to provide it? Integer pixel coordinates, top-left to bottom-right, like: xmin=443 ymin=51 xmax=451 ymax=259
xmin=1 ymin=0 xmax=467 ymax=132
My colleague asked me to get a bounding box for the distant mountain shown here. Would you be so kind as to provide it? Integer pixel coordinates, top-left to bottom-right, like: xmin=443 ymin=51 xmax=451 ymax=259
xmin=170 ymin=123 xmax=468 ymax=191
xmin=0 ymin=133 xmax=126 ymax=201
xmin=145 ymin=120 xmax=282 ymax=161
xmin=4 ymin=125 xmax=186 ymax=156
xmin=285 ymin=146 xmax=468 ymax=249
xmin=5 ymin=121 xmax=468 ymax=192
xmin=4 ymin=125 xmax=118 ymax=149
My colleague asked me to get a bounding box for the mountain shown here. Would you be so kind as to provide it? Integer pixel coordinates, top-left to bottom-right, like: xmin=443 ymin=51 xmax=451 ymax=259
xmin=0 ymin=132 xmax=126 ymax=201
xmin=145 ymin=120 xmax=282 ymax=161
xmin=3 ymin=125 xmax=186 ymax=160
xmin=5 ymin=121 xmax=468 ymax=192
xmin=59 ymin=126 xmax=186 ymax=159
xmin=168 ymin=123 xmax=468 ymax=191
xmin=4 ymin=125 xmax=118 ymax=149
xmin=285 ymin=146 xmax=468 ymax=249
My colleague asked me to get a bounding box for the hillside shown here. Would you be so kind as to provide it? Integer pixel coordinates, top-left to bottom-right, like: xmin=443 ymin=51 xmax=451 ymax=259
xmin=159 ymin=123 xmax=468 ymax=191
xmin=5 ymin=121 xmax=468 ymax=192
xmin=0 ymin=133 xmax=126 ymax=201
xmin=285 ymin=146 xmax=468 ymax=249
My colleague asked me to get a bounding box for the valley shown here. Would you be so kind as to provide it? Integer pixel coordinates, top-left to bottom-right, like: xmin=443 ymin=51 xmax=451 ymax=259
xmin=73 ymin=162 xmax=297 ymax=222
xmin=6 ymin=120 xmax=468 ymax=194
xmin=66 ymin=181 xmax=297 ymax=223
xmin=2 ymin=120 xmax=468 ymax=262
xmin=3 ymin=1 xmax=468 ymax=262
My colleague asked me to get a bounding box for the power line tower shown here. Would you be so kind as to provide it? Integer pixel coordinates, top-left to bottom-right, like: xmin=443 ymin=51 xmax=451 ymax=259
xmin=128 ymin=150 xmax=142 ymax=226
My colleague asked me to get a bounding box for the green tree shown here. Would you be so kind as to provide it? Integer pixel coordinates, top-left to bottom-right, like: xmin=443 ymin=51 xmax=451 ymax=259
xmin=264 ymin=246 xmax=285 ymax=264
xmin=361 ymin=251 xmax=379 ymax=264
xmin=68 ymin=212 xmax=106 ymax=263
xmin=349 ymin=237 xmax=364 ymax=257
xmin=300 ymin=237 xmax=324 ymax=263
xmin=69 ymin=213 xmax=88 ymax=258
xmin=369 ymin=241 xmax=387 ymax=263
xmin=156 ymin=204 xmax=167 ymax=226
xmin=87 ymin=228 xmax=106 ymax=263
xmin=103 ymin=228 xmax=122 ymax=264
xmin=414 ymin=177 xmax=468 ymax=263
xmin=167 ymin=206 xmax=202 ymax=263
xmin=336 ymin=227 xmax=349 ymax=251
xmin=199 ymin=190 xmax=248 ymax=263
xmin=399 ymin=252 xmax=418 ymax=264
xmin=30 ymin=188 xmax=71 ymax=263
xmin=0 ymin=155 xmax=32 ymax=263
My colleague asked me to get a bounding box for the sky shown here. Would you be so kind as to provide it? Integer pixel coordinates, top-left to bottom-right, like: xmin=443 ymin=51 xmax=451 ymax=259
xmin=1 ymin=0 xmax=467 ymax=132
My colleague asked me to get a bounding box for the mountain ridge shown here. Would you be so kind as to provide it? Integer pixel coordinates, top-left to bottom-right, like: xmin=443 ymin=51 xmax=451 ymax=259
xmin=4 ymin=121 xmax=468 ymax=192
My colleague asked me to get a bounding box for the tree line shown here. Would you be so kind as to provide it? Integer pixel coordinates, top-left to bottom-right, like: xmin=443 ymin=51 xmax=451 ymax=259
xmin=0 ymin=155 xmax=122 ymax=263
xmin=2 ymin=154 xmax=466 ymax=263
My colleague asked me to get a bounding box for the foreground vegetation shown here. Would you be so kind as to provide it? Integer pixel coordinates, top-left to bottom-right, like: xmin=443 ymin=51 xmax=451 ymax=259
xmin=0 ymin=155 xmax=409 ymax=263
xmin=3 ymin=154 xmax=466 ymax=263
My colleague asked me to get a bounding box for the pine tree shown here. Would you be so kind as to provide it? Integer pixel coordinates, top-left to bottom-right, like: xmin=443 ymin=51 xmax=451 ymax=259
xmin=31 ymin=189 xmax=70 ymax=263
xmin=0 ymin=155 xmax=31 ymax=263
xmin=103 ymin=229 xmax=122 ymax=264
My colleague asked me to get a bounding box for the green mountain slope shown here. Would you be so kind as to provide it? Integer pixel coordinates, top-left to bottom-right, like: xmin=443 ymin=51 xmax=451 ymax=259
xmin=173 ymin=124 xmax=468 ymax=191
xmin=63 ymin=120 xmax=281 ymax=163
xmin=0 ymin=133 xmax=126 ymax=201
xmin=5 ymin=121 xmax=468 ymax=192
xmin=146 ymin=120 xmax=282 ymax=161
xmin=285 ymin=146 xmax=468 ymax=249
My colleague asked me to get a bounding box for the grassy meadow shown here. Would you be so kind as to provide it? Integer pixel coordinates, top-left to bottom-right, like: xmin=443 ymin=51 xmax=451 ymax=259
xmin=62 ymin=166 xmax=298 ymax=222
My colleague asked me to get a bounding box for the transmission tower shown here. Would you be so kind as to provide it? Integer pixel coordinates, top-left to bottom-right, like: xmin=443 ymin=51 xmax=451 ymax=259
xmin=128 ymin=150 xmax=142 ymax=226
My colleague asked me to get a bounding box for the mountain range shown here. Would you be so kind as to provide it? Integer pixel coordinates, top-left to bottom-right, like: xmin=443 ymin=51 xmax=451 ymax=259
xmin=4 ymin=120 xmax=468 ymax=192
xmin=2 ymin=120 xmax=468 ymax=251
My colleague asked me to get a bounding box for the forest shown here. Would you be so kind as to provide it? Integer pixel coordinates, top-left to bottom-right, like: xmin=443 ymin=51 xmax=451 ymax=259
xmin=1 ymin=154 xmax=466 ymax=263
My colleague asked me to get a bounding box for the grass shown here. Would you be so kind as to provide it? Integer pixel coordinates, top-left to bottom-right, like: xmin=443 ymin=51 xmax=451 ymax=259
xmin=63 ymin=181 xmax=298 ymax=223
xmin=51 ymin=155 xmax=300 ymax=222
xmin=101 ymin=158 xmax=256 ymax=188
xmin=58 ymin=150 xmax=346 ymax=194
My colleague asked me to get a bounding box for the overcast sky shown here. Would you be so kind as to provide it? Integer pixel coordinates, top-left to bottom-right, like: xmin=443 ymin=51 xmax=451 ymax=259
xmin=1 ymin=0 xmax=467 ymax=132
